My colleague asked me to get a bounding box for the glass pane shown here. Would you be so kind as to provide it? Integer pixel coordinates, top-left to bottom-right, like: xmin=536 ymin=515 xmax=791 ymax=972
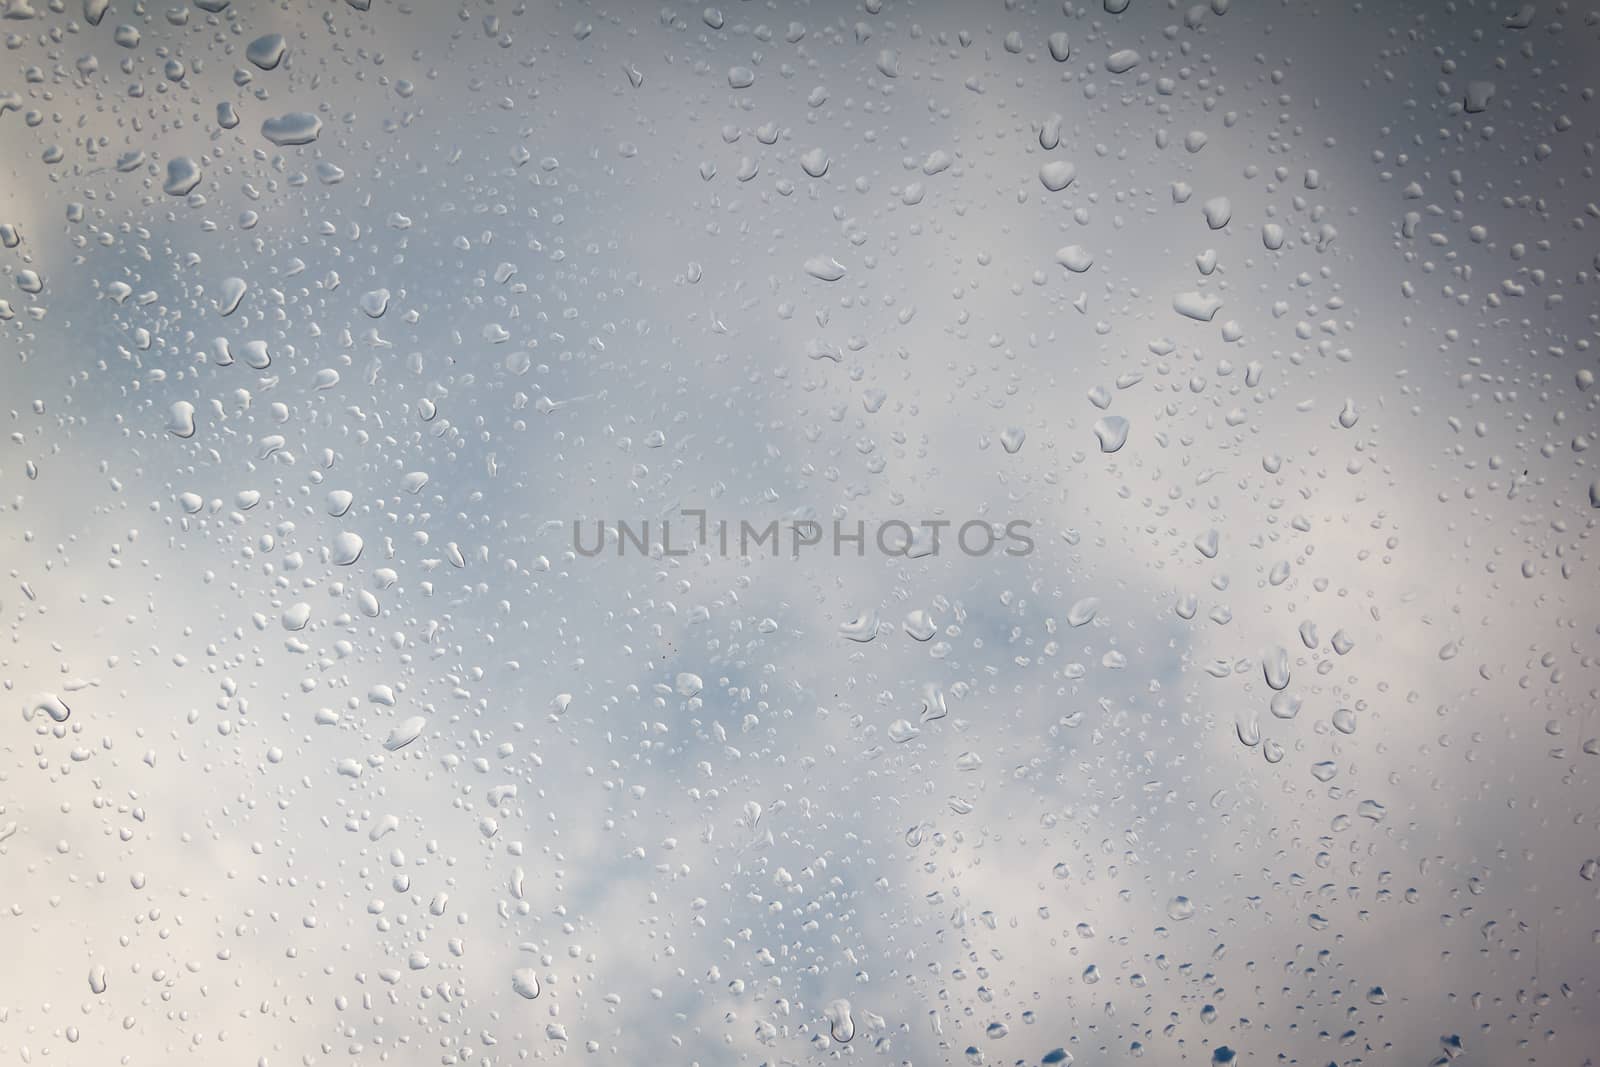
xmin=3 ymin=1 xmax=1597 ymax=1063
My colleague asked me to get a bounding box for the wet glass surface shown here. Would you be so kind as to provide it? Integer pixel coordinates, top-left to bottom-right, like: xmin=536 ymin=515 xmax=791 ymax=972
xmin=2 ymin=1 xmax=1599 ymax=1063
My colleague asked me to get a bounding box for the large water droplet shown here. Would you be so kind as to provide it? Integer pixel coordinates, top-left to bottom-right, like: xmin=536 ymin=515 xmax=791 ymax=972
xmin=1040 ymin=160 xmax=1077 ymax=191
xmin=383 ymin=716 xmax=427 ymax=751
xmin=163 ymin=157 xmax=201 ymax=196
xmin=28 ymin=694 xmax=71 ymax=723
xmin=825 ymin=998 xmax=855 ymax=1042
xmin=1093 ymin=416 xmax=1129 ymax=453
xmin=262 ymin=112 xmax=322 ymax=146
xmin=246 ymin=34 xmax=288 ymax=70
xmin=510 ymin=967 xmax=541 ymax=999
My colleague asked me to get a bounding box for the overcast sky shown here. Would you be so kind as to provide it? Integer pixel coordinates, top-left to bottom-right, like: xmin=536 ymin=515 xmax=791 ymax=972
xmin=3 ymin=0 xmax=1599 ymax=1064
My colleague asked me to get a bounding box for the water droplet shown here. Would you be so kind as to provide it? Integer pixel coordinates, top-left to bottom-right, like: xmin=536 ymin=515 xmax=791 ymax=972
xmin=331 ymin=531 xmax=364 ymax=565
xmin=28 ymin=694 xmax=71 ymax=723
xmin=246 ymin=34 xmax=288 ymax=71
xmin=840 ymin=612 xmax=879 ymax=642
xmin=163 ymin=157 xmax=201 ymax=196
xmin=1067 ymin=597 xmax=1099 ymax=627
xmin=803 ymin=255 xmax=846 ymax=281
xmin=241 ymin=339 xmax=272 ymax=368
xmin=1262 ymin=645 xmax=1290 ymax=690
xmin=383 ymin=716 xmax=427 ymax=751
xmin=1106 ymin=49 xmax=1140 ymax=73
xmin=887 ymin=719 xmax=919 ymax=743
xmin=217 ymin=276 xmax=247 ymax=315
xmin=261 ymin=112 xmax=322 ymax=146
xmin=1175 ymin=292 xmax=1223 ymax=321
xmin=1269 ymin=691 xmax=1301 ymax=720
xmin=1463 ymin=80 xmax=1495 ymax=113
xmin=1040 ymin=160 xmax=1077 ymax=191
xmin=1055 ymin=244 xmax=1093 ymax=272
xmin=1235 ymin=710 xmax=1261 ymax=747
xmin=1093 ymin=416 xmax=1129 ymax=453
xmin=511 ymin=967 xmax=541 ymax=999
xmin=903 ymin=610 xmax=937 ymax=641
xmin=168 ymin=401 xmax=197 ymax=438
xmin=826 ymin=998 xmax=855 ymax=1042
xmin=360 ymin=288 xmax=391 ymax=318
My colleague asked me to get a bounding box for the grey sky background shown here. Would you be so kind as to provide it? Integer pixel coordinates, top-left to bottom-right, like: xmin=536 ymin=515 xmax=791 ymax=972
xmin=3 ymin=0 xmax=1598 ymax=1064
